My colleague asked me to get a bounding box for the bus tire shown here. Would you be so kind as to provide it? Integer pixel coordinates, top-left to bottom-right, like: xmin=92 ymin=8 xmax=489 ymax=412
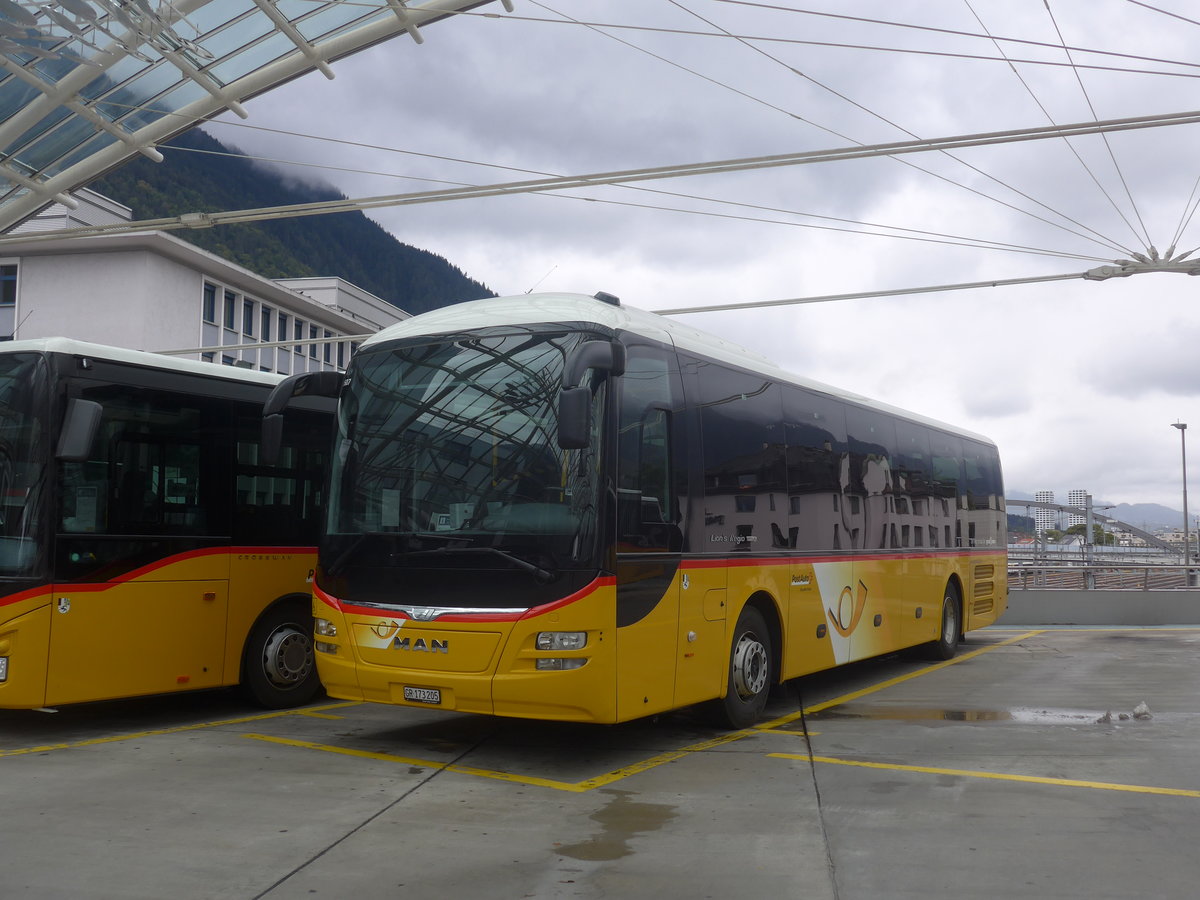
xmin=241 ymin=602 xmax=321 ymax=708
xmin=711 ymin=605 xmax=773 ymax=729
xmin=924 ymin=585 xmax=961 ymax=661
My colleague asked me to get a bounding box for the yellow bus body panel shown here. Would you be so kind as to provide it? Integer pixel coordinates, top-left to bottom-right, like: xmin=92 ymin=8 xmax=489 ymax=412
xmin=222 ymin=550 xmax=316 ymax=687
xmin=314 ymin=550 xmax=1007 ymax=725
xmin=315 ymin=580 xmax=622 ymax=723
xmin=0 ymin=592 xmax=53 ymax=708
xmin=0 ymin=547 xmax=317 ymax=709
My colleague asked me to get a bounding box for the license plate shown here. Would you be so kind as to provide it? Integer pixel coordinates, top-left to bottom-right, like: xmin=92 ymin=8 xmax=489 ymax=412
xmin=0 ymin=656 xmax=7 ymax=683
xmin=403 ymin=686 xmax=440 ymax=705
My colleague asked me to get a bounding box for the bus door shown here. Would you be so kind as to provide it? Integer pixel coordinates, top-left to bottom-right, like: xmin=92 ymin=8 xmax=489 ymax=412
xmin=614 ymin=342 xmax=693 ymax=720
xmin=48 ymin=389 xmax=231 ymax=705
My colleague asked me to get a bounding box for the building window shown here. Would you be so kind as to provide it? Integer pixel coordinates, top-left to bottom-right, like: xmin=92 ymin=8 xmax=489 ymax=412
xmin=278 ymin=312 xmax=289 ymax=345
xmin=202 ymin=282 xmax=217 ymax=324
xmin=337 ymin=341 xmax=345 ymax=368
xmin=293 ymin=319 xmax=304 ymax=355
xmin=261 ymin=306 xmax=272 ymax=342
xmin=242 ymin=299 xmax=255 ymax=336
xmin=223 ymin=290 xmax=236 ymax=329
xmin=323 ymin=330 xmax=333 ymax=363
xmin=0 ymin=263 xmax=16 ymax=339
xmin=309 ymin=325 xmax=318 ymax=358
xmin=201 ymin=352 xmax=214 ymax=363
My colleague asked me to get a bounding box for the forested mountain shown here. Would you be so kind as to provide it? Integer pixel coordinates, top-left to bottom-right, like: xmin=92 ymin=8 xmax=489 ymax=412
xmin=88 ymin=129 xmax=494 ymax=315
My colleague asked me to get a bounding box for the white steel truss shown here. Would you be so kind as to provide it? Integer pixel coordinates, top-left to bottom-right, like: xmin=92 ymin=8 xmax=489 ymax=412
xmin=0 ymin=0 xmax=509 ymax=231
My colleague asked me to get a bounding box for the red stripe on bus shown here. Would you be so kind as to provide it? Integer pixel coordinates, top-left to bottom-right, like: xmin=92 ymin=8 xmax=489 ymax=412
xmin=681 ymin=549 xmax=1005 ymax=569
xmin=0 ymin=546 xmax=317 ymax=608
xmin=316 ymin=575 xmax=617 ymax=623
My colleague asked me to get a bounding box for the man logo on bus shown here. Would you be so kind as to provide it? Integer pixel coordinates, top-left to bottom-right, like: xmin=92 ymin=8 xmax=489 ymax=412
xmin=393 ymin=636 xmax=449 ymax=654
xmin=829 ymin=580 xmax=868 ymax=638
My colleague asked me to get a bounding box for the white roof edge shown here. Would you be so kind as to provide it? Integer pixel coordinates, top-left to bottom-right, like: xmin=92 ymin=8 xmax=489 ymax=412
xmin=359 ymin=292 xmax=997 ymax=446
xmin=1 ymin=229 xmax=369 ymax=333
xmin=2 ymin=336 xmax=283 ymax=386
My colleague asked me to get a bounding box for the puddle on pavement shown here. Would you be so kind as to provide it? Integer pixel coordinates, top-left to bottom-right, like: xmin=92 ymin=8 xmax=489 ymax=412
xmin=555 ymin=790 xmax=677 ymax=861
xmin=808 ymin=705 xmax=1108 ymax=724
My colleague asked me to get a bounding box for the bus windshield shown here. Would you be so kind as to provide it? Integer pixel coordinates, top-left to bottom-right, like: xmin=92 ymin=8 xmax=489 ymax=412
xmin=325 ymin=330 xmax=603 ymax=597
xmin=0 ymin=352 xmax=48 ymax=578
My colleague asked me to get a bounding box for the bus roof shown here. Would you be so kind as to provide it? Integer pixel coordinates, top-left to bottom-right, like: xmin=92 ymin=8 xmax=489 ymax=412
xmin=0 ymin=337 xmax=284 ymax=387
xmin=361 ymin=292 xmax=996 ymax=446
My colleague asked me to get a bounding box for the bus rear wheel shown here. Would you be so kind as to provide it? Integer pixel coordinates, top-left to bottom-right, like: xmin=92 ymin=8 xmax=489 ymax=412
xmin=710 ymin=605 xmax=773 ymax=729
xmin=241 ymin=603 xmax=321 ymax=708
xmin=924 ymin=586 xmax=961 ymax=661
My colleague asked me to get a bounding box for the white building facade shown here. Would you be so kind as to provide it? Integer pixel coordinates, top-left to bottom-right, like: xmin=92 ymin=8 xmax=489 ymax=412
xmin=1 ymin=189 xmax=409 ymax=370
xmin=1034 ymin=490 xmax=1056 ymax=536
xmin=1066 ymin=489 xmax=1088 ymax=529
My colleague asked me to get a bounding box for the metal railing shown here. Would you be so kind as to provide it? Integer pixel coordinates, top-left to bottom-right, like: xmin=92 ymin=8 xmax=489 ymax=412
xmin=1008 ymin=563 xmax=1198 ymax=591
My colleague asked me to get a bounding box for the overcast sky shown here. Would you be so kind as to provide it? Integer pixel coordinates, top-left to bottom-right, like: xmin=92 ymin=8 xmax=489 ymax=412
xmin=208 ymin=0 xmax=1200 ymax=513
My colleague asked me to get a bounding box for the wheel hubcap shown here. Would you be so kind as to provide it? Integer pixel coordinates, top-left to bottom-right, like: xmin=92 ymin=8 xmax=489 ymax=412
xmin=262 ymin=626 xmax=313 ymax=688
xmin=943 ymin=599 xmax=958 ymax=644
xmin=732 ymin=632 xmax=768 ymax=700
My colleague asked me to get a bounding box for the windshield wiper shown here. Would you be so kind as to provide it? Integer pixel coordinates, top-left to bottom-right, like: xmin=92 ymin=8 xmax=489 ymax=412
xmin=401 ymin=545 xmax=555 ymax=582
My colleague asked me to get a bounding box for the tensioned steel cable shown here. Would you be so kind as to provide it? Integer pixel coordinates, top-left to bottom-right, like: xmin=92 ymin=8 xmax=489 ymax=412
xmin=1042 ymin=0 xmax=1154 ymax=249
xmin=1169 ymin=174 xmax=1200 ymax=252
xmin=447 ymin=6 xmax=1200 ymax=79
xmin=661 ymin=0 xmax=1133 ymax=257
xmin=1121 ymin=0 xmax=1200 ymax=251
xmin=9 ymin=108 xmax=1200 ymax=242
xmin=649 ymin=270 xmax=1114 ymax=316
xmin=701 ymin=0 xmax=1200 ymax=74
xmin=167 ymin=143 xmax=1108 ymax=263
xmin=91 ymin=95 xmax=1108 ymax=263
xmin=1122 ymin=0 xmax=1200 ymax=29
xmin=963 ymin=0 xmax=1138 ymax=256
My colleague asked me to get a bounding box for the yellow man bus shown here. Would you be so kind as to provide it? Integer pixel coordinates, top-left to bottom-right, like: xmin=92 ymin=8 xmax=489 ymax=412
xmin=266 ymin=292 xmax=1006 ymax=727
xmin=0 ymin=338 xmax=331 ymax=709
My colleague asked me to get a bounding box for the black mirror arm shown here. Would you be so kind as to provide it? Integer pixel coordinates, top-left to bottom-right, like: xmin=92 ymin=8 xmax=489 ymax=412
xmin=561 ymin=340 xmax=626 ymax=389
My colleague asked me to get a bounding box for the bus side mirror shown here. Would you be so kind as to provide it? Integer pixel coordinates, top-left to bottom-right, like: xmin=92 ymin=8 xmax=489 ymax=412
xmin=262 ymin=371 xmax=342 ymax=465
xmin=557 ymin=387 xmax=592 ymax=449
xmin=557 ymin=340 xmax=626 ymax=450
xmin=56 ymin=398 xmax=102 ymax=461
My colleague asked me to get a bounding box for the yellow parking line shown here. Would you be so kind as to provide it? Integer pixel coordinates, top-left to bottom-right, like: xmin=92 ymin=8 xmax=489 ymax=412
xmin=758 ymin=630 xmax=1043 ymax=730
xmin=245 ymin=733 xmax=587 ymax=791
xmin=0 ymin=702 xmax=360 ymax=758
xmin=770 ymin=752 xmax=1200 ymax=799
xmin=573 ymin=728 xmax=754 ymax=790
xmin=242 ymin=637 xmax=1040 ymax=790
xmin=247 ymin=726 xmax=759 ymax=793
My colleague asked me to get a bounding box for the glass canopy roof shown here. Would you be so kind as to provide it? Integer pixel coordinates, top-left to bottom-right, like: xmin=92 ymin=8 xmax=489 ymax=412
xmin=0 ymin=0 xmax=506 ymax=232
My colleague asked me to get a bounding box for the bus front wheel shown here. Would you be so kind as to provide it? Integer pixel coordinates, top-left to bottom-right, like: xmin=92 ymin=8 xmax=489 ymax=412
xmin=241 ymin=603 xmax=321 ymax=708
xmin=711 ymin=605 xmax=773 ymax=729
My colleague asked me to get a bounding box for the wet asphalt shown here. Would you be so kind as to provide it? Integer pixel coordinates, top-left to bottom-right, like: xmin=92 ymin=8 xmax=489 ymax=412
xmin=3 ymin=626 xmax=1198 ymax=899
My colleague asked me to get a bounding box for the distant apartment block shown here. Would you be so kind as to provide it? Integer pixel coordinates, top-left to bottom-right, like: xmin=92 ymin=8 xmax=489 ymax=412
xmin=1 ymin=188 xmax=409 ymax=369
xmin=1066 ymin=489 xmax=1088 ymax=528
xmin=1035 ymin=490 xmax=1056 ymax=536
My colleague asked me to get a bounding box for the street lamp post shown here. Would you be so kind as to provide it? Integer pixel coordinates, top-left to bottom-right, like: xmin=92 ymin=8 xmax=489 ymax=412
xmin=1173 ymin=422 xmax=1190 ymax=581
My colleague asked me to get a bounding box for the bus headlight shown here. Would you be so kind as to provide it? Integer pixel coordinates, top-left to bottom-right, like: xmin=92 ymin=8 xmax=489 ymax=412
xmin=315 ymin=618 xmax=338 ymax=637
xmin=536 ymin=631 xmax=587 ymax=651
xmin=536 ymin=658 xmax=587 ymax=671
